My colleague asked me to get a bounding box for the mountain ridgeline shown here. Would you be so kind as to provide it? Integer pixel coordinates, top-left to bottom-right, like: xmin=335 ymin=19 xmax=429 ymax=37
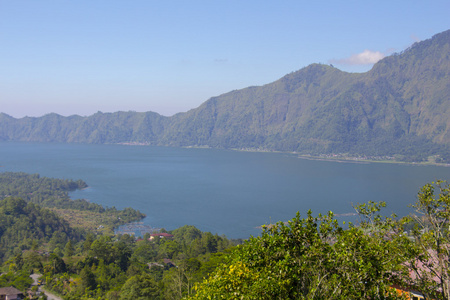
xmin=1 ymin=30 xmax=450 ymax=162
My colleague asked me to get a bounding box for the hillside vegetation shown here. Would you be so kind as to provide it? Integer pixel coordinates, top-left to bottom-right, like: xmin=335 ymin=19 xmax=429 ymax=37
xmin=1 ymin=30 xmax=449 ymax=162
xmin=0 ymin=197 xmax=82 ymax=262
xmin=0 ymin=195 xmax=237 ymax=299
xmin=0 ymin=172 xmax=145 ymax=261
xmin=0 ymin=173 xmax=238 ymax=299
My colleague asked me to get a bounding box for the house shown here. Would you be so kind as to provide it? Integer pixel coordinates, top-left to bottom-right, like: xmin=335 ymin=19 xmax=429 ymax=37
xmin=148 ymin=233 xmax=174 ymax=240
xmin=391 ymin=249 xmax=444 ymax=300
xmin=0 ymin=286 xmax=24 ymax=300
xmin=391 ymin=285 xmax=426 ymax=300
xmin=148 ymin=259 xmax=176 ymax=270
xmin=163 ymin=258 xmax=177 ymax=269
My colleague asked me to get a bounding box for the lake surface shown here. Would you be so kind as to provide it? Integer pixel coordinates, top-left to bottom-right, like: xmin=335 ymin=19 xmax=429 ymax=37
xmin=0 ymin=142 xmax=449 ymax=238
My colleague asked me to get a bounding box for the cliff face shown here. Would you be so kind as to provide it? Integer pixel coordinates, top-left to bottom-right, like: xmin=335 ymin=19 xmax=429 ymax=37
xmin=1 ymin=30 xmax=450 ymax=161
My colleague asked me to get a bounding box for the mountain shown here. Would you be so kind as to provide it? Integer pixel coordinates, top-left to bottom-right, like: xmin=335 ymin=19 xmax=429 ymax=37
xmin=0 ymin=111 xmax=167 ymax=144
xmin=1 ymin=29 xmax=450 ymax=162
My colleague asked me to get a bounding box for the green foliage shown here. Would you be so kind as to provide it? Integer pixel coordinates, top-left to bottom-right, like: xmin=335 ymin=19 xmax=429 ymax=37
xmin=172 ymin=225 xmax=203 ymax=245
xmin=190 ymin=181 xmax=450 ymax=299
xmin=0 ymin=171 xmax=145 ymax=244
xmin=0 ymin=271 xmax=33 ymax=292
xmin=64 ymin=240 xmax=74 ymax=257
xmin=191 ymin=210 xmax=409 ymax=299
xmin=0 ymin=197 xmax=82 ymax=262
xmin=404 ymin=180 xmax=450 ymax=299
xmin=120 ymin=273 xmax=160 ymax=299
xmin=0 ymin=172 xmax=91 ymax=210
xmin=48 ymin=253 xmax=67 ymax=274
xmin=80 ymin=266 xmax=96 ymax=292
xmin=0 ymin=171 xmax=235 ymax=298
xmin=28 ymin=224 xmax=237 ymax=300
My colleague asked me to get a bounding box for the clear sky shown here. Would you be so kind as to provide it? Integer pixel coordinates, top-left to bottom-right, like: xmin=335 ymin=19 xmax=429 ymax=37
xmin=1 ymin=1 xmax=449 ymax=118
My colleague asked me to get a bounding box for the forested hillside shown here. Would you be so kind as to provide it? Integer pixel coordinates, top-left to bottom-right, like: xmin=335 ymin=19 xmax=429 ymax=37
xmin=0 ymin=172 xmax=88 ymax=209
xmin=0 ymin=172 xmax=145 ymax=261
xmin=0 ymin=172 xmax=238 ymax=299
xmin=1 ymin=29 xmax=449 ymax=162
xmin=0 ymin=197 xmax=82 ymax=262
xmin=0 ymin=172 xmax=144 ymax=220
xmin=0 ymin=173 xmax=238 ymax=299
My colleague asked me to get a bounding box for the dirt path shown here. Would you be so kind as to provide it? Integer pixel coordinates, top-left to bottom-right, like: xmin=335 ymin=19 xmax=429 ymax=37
xmin=41 ymin=289 xmax=63 ymax=300
xmin=30 ymin=274 xmax=63 ymax=300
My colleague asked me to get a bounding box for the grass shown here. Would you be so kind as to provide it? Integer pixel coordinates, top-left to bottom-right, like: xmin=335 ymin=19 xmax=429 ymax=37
xmin=50 ymin=208 xmax=123 ymax=235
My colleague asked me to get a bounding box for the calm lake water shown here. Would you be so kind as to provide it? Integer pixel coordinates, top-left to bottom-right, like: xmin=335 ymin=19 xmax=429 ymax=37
xmin=0 ymin=142 xmax=449 ymax=238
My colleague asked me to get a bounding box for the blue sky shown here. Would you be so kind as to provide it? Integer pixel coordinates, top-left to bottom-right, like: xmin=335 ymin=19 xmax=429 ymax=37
xmin=1 ymin=1 xmax=449 ymax=118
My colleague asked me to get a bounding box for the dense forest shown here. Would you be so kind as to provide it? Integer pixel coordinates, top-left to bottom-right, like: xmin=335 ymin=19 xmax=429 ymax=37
xmin=0 ymin=172 xmax=89 ymax=210
xmin=0 ymin=172 xmax=146 ymax=261
xmin=0 ymin=172 xmax=145 ymax=229
xmin=1 ymin=29 xmax=450 ymax=163
xmin=0 ymin=197 xmax=82 ymax=262
xmin=1 ymin=211 xmax=236 ymax=299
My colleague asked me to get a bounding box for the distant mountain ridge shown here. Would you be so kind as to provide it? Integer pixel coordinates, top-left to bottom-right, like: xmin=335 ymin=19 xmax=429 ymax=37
xmin=1 ymin=29 xmax=450 ymax=162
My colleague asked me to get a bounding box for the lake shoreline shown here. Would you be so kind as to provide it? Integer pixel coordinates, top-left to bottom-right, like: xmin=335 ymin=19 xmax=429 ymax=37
xmin=226 ymin=147 xmax=450 ymax=167
xmin=296 ymin=155 xmax=450 ymax=167
xmin=117 ymin=143 xmax=450 ymax=167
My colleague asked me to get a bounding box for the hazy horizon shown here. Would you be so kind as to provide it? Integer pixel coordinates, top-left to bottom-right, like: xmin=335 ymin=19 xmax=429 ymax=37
xmin=1 ymin=1 xmax=450 ymax=118
xmin=2 ymin=63 xmax=373 ymax=119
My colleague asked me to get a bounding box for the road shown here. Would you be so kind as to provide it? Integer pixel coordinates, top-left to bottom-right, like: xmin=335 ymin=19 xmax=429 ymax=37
xmin=30 ymin=273 xmax=63 ymax=300
xmin=40 ymin=288 xmax=63 ymax=300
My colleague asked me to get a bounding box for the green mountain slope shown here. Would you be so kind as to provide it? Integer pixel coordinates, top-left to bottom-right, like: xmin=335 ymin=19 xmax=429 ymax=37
xmin=0 ymin=196 xmax=82 ymax=261
xmin=161 ymin=30 xmax=450 ymax=160
xmin=1 ymin=29 xmax=449 ymax=161
xmin=0 ymin=111 xmax=168 ymax=144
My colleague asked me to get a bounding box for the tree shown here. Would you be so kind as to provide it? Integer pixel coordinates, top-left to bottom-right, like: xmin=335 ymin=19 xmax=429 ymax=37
xmin=162 ymin=257 xmax=202 ymax=298
xmin=0 ymin=270 xmax=33 ymax=293
xmin=89 ymin=236 xmax=112 ymax=263
xmin=159 ymin=239 xmax=181 ymax=259
xmin=190 ymin=209 xmax=405 ymax=299
xmin=163 ymin=267 xmax=184 ymax=299
xmin=406 ymin=180 xmax=450 ymax=299
xmin=22 ymin=250 xmax=43 ymax=272
xmin=132 ymin=240 xmax=157 ymax=263
xmin=79 ymin=266 xmax=96 ymax=292
xmin=48 ymin=253 xmax=66 ymax=274
xmin=112 ymin=241 xmax=132 ymax=271
xmin=82 ymin=233 xmax=95 ymax=253
xmin=64 ymin=240 xmax=74 ymax=257
xmin=172 ymin=225 xmax=202 ymax=244
xmin=119 ymin=273 xmax=159 ymax=299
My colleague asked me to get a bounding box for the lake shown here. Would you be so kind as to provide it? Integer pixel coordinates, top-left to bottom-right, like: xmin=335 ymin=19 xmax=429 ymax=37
xmin=0 ymin=141 xmax=449 ymax=238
